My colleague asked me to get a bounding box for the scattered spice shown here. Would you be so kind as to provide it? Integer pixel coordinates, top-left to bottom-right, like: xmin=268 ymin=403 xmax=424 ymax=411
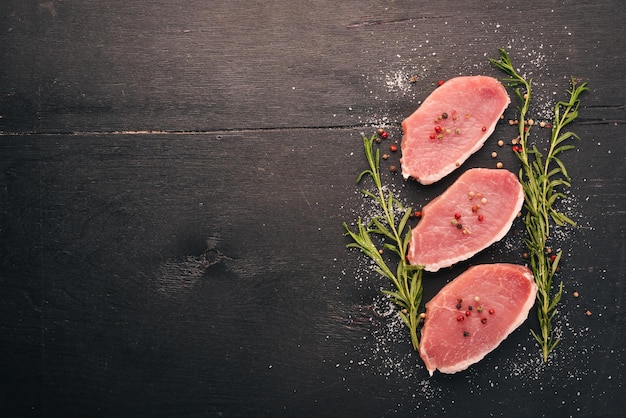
xmin=437 ymin=79 xmax=445 ymax=86
xmin=481 ymin=318 xmax=488 ymax=324
xmin=573 ymin=291 xmax=579 ymax=298
xmin=481 ymin=126 xmax=487 ymax=132
xmin=465 ymin=310 xmax=471 ymax=316
xmin=476 ymin=306 xmax=483 ymax=313
xmin=382 ymin=153 xmax=389 ymax=160
xmin=389 ymin=144 xmax=398 ymax=152
xmin=491 ymin=151 xmax=498 ymax=158
xmin=497 ymin=140 xmax=504 ymax=147
xmin=456 ymin=223 xmax=463 ymax=230
xmin=488 ymin=308 xmax=495 ymax=315
xmin=478 ymin=214 xmax=484 ymax=222
xmin=457 ymin=315 xmax=465 ymax=322
xmin=442 ymin=112 xmax=449 ymax=119
xmin=585 ymin=310 xmax=592 ymax=316
xmin=463 ymin=331 xmax=470 ymax=337
xmin=496 ymin=162 xmax=503 ymax=169
xmin=389 ymin=165 xmax=397 ymax=173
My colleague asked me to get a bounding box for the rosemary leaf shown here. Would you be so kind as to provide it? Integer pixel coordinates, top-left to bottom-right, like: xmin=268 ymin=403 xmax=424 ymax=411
xmin=490 ymin=49 xmax=588 ymax=362
xmin=344 ymin=133 xmax=424 ymax=351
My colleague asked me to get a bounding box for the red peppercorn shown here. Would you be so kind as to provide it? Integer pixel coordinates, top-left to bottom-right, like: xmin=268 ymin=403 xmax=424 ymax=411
xmin=454 ymin=213 xmax=461 ymax=220
xmin=434 ymin=125 xmax=442 ymax=133
xmin=488 ymin=308 xmax=495 ymax=315
xmin=478 ymin=214 xmax=484 ymax=222
xmin=437 ymin=80 xmax=445 ymax=86
xmin=465 ymin=310 xmax=471 ymax=316
xmin=389 ymin=144 xmax=398 ymax=152
xmin=481 ymin=318 xmax=488 ymax=324
xmin=381 ymin=131 xmax=389 ymax=139
xmin=457 ymin=315 xmax=464 ymax=322
xmin=481 ymin=126 xmax=487 ymax=132
xmin=429 ymin=134 xmax=435 ymax=140
xmin=550 ymin=255 xmax=557 ymax=262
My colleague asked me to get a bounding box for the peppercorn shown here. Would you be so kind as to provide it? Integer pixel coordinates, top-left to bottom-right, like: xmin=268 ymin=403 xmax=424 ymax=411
xmin=456 ymin=223 xmax=463 ymax=230
xmin=389 ymin=165 xmax=397 ymax=173
xmin=481 ymin=318 xmax=488 ymax=324
xmin=437 ymin=80 xmax=445 ymax=86
xmin=463 ymin=331 xmax=470 ymax=337
xmin=442 ymin=112 xmax=448 ymax=119
xmin=389 ymin=144 xmax=398 ymax=152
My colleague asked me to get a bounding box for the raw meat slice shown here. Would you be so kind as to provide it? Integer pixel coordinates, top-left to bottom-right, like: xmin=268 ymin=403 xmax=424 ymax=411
xmin=407 ymin=168 xmax=523 ymax=272
xmin=400 ymin=76 xmax=510 ymax=185
xmin=419 ymin=263 xmax=536 ymax=376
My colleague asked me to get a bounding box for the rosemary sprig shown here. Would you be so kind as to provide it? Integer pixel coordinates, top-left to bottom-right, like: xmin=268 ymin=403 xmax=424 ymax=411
xmin=490 ymin=49 xmax=588 ymax=361
xmin=343 ymin=133 xmax=424 ymax=350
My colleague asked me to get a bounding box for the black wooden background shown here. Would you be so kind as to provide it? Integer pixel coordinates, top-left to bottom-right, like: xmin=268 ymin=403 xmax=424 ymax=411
xmin=1 ymin=1 xmax=624 ymax=417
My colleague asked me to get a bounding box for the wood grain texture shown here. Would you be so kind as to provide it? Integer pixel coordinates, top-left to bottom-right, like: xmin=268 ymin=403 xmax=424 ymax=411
xmin=1 ymin=0 xmax=625 ymax=417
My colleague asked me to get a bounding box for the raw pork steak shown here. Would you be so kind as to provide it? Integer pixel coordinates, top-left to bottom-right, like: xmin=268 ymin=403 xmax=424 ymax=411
xmin=419 ymin=264 xmax=536 ymax=376
xmin=407 ymin=168 xmax=523 ymax=272
xmin=400 ymin=76 xmax=510 ymax=185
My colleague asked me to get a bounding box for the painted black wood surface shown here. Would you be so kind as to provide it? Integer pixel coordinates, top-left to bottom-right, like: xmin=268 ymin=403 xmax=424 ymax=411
xmin=1 ymin=1 xmax=624 ymax=417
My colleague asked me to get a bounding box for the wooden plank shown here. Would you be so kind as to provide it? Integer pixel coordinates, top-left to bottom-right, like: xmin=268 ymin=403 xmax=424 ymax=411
xmin=1 ymin=1 xmax=624 ymax=133
xmin=0 ymin=125 xmax=624 ymax=416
